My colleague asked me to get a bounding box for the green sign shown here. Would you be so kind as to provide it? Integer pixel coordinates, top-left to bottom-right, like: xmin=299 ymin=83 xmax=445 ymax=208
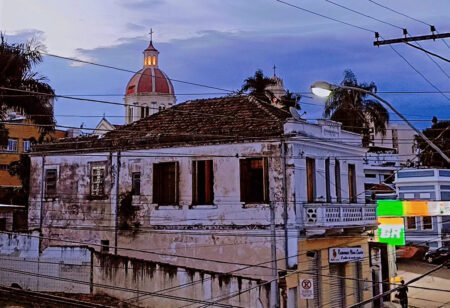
xmin=376 ymin=200 xmax=404 ymax=217
xmin=377 ymin=224 xmax=405 ymax=246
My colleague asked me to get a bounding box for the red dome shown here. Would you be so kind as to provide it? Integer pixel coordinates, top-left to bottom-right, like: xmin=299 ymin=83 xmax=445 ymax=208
xmin=125 ymin=67 xmax=174 ymax=96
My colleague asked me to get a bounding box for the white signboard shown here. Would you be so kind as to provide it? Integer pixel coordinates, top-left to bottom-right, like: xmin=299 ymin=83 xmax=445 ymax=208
xmin=299 ymin=278 xmax=314 ymax=299
xmin=329 ymin=247 xmax=364 ymax=263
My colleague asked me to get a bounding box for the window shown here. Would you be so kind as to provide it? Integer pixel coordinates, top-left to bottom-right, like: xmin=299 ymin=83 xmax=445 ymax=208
xmin=145 ymin=106 xmax=150 ymax=117
xmin=325 ymin=158 xmax=331 ymax=203
xmin=335 ymin=159 xmax=342 ymax=203
xmin=140 ymin=106 xmax=145 ymax=119
xmin=153 ymin=162 xmax=178 ymax=205
xmin=131 ymin=172 xmax=141 ymax=196
xmin=23 ymin=140 xmax=31 ymax=152
xmin=0 ymin=218 xmax=6 ymax=231
xmin=0 ymin=164 xmax=8 ymax=171
xmin=306 ymin=158 xmax=316 ymax=202
xmin=348 ymin=164 xmax=357 ymax=203
xmin=128 ymin=106 xmax=133 ymax=123
xmin=91 ymin=165 xmax=106 ymax=197
xmin=101 ymin=240 xmax=109 ymax=254
xmin=45 ymin=169 xmax=57 ymax=197
xmin=240 ymin=158 xmax=269 ymax=203
xmin=422 ymin=216 xmax=433 ymax=230
xmin=365 ymin=174 xmax=376 ymax=178
xmin=406 ymin=217 xmax=416 ymax=229
xmin=3 ymin=139 xmax=18 ymax=152
xmin=192 ymin=160 xmax=214 ymax=205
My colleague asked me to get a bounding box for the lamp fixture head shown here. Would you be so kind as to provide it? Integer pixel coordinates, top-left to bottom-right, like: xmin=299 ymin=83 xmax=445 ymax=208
xmin=310 ymin=81 xmax=335 ymax=98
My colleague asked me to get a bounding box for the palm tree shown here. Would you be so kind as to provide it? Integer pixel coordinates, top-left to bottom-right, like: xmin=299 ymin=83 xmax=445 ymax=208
xmin=279 ymin=90 xmax=301 ymax=112
xmin=241 ymin=69 xmax=277 ymax=104
xmin=323 ymin=70 xmax=389 ymax=145
xmin=0 ymin=34 xmax=55 ymax=145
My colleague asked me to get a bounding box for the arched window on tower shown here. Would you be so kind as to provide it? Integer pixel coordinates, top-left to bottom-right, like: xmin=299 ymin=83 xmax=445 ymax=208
xmin=140 ymin=106 xmax=145 ymax=119
xmin=152 ymin=56 xmax=157 ymax=66
xmin=128 ymin=106 xmax=133 ymax=123
xmin=145 ymin=106 xmax=150 ymax=117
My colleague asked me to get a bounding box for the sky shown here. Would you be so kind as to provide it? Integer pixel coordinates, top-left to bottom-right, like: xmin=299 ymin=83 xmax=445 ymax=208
xmin=1 ymin=0 xmax=449 ymax=131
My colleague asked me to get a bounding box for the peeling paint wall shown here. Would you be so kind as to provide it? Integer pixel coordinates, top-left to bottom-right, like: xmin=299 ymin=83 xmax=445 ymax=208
xmin=93 ymin=252 xmax=270 ymax=308
xmin=0 ymin=232 xmax=91 ymax=293
xmin=28 ymin=120 xmax=369 ymax=280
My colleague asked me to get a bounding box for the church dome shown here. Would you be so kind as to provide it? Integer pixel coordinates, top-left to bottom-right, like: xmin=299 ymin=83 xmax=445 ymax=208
xmin=125 ymin=67 xmax=174 ymax=96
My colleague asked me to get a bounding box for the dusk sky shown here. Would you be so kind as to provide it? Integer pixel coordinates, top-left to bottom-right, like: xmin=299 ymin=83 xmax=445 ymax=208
xmin=1 ymin=0 xmax=449 ymax=131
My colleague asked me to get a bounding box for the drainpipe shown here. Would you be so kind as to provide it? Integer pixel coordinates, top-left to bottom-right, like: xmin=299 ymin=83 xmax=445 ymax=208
xmin=39 ymin=155 xmax=45 ymax=249
xmin=114 ymin=151 xmax=121 ymax=255
xmin=281 ymin=138 xmax=289 ymax=270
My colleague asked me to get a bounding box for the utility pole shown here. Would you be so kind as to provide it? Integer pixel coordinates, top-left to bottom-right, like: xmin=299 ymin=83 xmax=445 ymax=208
xmin=373 ymin=32 xmax=450 ymax=46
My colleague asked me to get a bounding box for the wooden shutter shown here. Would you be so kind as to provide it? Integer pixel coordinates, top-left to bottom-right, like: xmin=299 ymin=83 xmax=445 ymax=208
xmin=240 ymin=159 xmax=249 ymax=202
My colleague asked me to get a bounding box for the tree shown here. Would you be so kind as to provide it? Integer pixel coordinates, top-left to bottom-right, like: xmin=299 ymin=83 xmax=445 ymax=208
xmin=241 ymin=69 xmax=277 ymax=104
xmin=416 ymin=118 xmax=450 ymax=168
xmin=323 ymin=70 xmax=389 ymax=146
xmin=0 ymin=34 xmax=55 ymax=145
xmin=279 ymin=90 xmax=301 ymax=112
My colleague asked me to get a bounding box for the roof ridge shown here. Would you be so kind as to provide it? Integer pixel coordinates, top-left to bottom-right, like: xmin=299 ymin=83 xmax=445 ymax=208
xmin=248 ymin=96 xmax=289 ymax=122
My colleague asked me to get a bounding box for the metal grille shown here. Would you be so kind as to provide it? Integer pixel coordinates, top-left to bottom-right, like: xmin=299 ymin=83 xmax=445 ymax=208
xmin=329 ymin=264 xmax=345 ymax=308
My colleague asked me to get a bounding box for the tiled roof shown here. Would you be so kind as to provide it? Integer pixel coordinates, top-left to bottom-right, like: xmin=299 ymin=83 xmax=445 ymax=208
xmin=34 ymin=96 xmax=291 ymax=153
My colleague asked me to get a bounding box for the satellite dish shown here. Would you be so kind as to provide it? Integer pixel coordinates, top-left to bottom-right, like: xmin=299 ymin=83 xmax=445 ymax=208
xmin=289 ymin=107 xmax=303 ymax=121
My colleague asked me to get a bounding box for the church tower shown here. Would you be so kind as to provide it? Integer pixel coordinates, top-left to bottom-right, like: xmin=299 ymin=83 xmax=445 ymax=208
xmin=124 ymin=32 xmax=176 ymax=124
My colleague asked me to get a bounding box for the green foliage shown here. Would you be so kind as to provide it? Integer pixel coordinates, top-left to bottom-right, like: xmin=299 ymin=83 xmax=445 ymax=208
xmin=6 ymin=154 xmax=31 ymax=205
xmin=416 ymin=118 xmax=450 ymax=168
xmin=0 ymin=34 xmax=55 ymax=145
xmin=279 ymin=90 xmax=301 ymax=112
xmin=324 ymin=70 xmax=389 ymax=146
xmin=241 ymin=69 xmax=277 ymax=104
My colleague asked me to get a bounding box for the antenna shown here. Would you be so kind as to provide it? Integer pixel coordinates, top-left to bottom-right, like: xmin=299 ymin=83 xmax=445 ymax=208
xmin=289 ymin=107 xmax=303 ymax=121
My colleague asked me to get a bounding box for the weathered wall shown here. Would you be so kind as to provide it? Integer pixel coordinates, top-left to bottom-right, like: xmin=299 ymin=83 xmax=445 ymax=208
xmin=293 ymin=237 xmax=373 ymax=308
xmin=93 ymin=252 xmax=270 ymax=308
xmin=0 ymin=232 xmax=91 ymax=293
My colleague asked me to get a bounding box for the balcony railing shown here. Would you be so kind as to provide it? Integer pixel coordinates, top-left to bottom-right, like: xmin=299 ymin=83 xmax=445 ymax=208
xmin=303 ymin=203 xmax=377 ymax=228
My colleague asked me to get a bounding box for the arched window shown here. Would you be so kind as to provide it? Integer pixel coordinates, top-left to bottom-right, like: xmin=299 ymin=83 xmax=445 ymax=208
xmin=145 ymin=106 xmax=150 ymax=117
xmin=128 ymin=106 xmax=133 ymax=123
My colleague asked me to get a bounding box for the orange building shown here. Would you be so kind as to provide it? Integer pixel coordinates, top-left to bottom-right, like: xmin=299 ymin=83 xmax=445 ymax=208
xmin=0 ymin=118 xmax=66 ymax=189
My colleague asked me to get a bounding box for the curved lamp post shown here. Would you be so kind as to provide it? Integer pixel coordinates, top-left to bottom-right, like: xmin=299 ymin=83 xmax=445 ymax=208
xmin=310 ymin=81 xmax=450 ymax=164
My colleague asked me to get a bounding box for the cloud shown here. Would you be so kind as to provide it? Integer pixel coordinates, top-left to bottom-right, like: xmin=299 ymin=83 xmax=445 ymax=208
xmin=118 ymin=0 xmax=164 ymax=11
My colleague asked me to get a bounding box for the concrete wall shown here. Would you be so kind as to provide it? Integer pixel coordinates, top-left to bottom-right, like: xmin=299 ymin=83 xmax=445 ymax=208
xmin=0 ymin=232 xmax=91 ymax=293
xmin=93 ymin=252 xmax=270 ymax=308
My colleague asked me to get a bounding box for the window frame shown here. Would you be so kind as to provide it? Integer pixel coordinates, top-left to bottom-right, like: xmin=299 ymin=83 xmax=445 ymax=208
xmin=325 ymin=158 xmax=331 ymax=203
xmin=90 ymin=164 xmax=106 ymax=198
xmin=239 ymin=157 xmax=269 ymax=204
xmin=23 ymin=140 xmax=31 ymax=152
xmin=192 ymin=160 xmax=214 ymax=205
xmin=335 ymin=159 xmax=342 ymax=203
xmin=406 ymin=217 xmax=417 ymax=230
xmin=153 ymin=162 xmax=179 ymax=206
xmin=131 ymin=172 xmax=141 ymax=196
xmin=348 ymin=164 xmax=357 ymax=203
xmin=422 ymin=216 xmax=433 ymax=230
xmin=306 ymin=158 xmax=316 ymax=203
xmin=44 ymin=168 xmax=58 ymax=198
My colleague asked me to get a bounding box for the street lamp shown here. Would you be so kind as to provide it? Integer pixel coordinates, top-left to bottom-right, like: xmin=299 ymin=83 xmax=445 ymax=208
xmin=310 ymin=81 xmax=450 ymax=164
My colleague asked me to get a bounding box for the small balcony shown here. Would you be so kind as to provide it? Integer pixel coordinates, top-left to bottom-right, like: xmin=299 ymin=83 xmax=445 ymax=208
xmin=303 ymin=203 xmax=377 ymax=231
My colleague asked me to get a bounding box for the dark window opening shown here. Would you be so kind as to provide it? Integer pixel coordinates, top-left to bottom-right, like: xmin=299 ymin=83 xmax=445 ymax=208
xmin=335 ymin=160 xmax=342 ymax=202
xmin=306 ymin=158 xmax=316 ymax=203
xmin=240 ymin=158 xmax=269 ymax=203
xmin=406 ymin=217 xmax=416 ymax=229
xmin=132 ymin=172 xmax=141 ymax=195
xmin=422 ymin=216 xmax=432 ymax=230
xmin=348 ymin=164 xmax=357 ymax=203
xmin=192 ymin=160 xmax=214 ymax=205
xmin=325 ymin=158 xmax=331 ymax=203
xmin=45 ymin=169 xmax=57 ymax=197
xmin=0 ymin=218 xmax=6 ymax=231
xmin=101 ymin=240 xmax=109 ymax=254
xmin=153 ymin=162 xmax=178 ymax=205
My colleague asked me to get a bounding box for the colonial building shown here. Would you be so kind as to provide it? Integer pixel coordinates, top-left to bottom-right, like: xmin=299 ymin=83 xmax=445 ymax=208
xmin=28 ymin=96 xmax=376 ymax=288
xmin=395 ymin=168 xmax=450 ymax=248
xmin=0 ymin=115 xmax=66 ymax=196
xmin=124 ymin=39 xmax=176 ymax=124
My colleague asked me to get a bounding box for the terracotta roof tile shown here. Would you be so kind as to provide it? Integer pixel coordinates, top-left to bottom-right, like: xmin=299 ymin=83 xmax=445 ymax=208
xmin=34 ymin=96 xmax=291 ymax=153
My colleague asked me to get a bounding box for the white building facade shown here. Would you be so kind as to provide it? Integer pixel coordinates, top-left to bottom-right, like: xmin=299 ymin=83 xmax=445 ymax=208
xmin=396 ymin=168 xmax=450 ymax=248
xmin=28 ymin=96 xmax=376 ymax=281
